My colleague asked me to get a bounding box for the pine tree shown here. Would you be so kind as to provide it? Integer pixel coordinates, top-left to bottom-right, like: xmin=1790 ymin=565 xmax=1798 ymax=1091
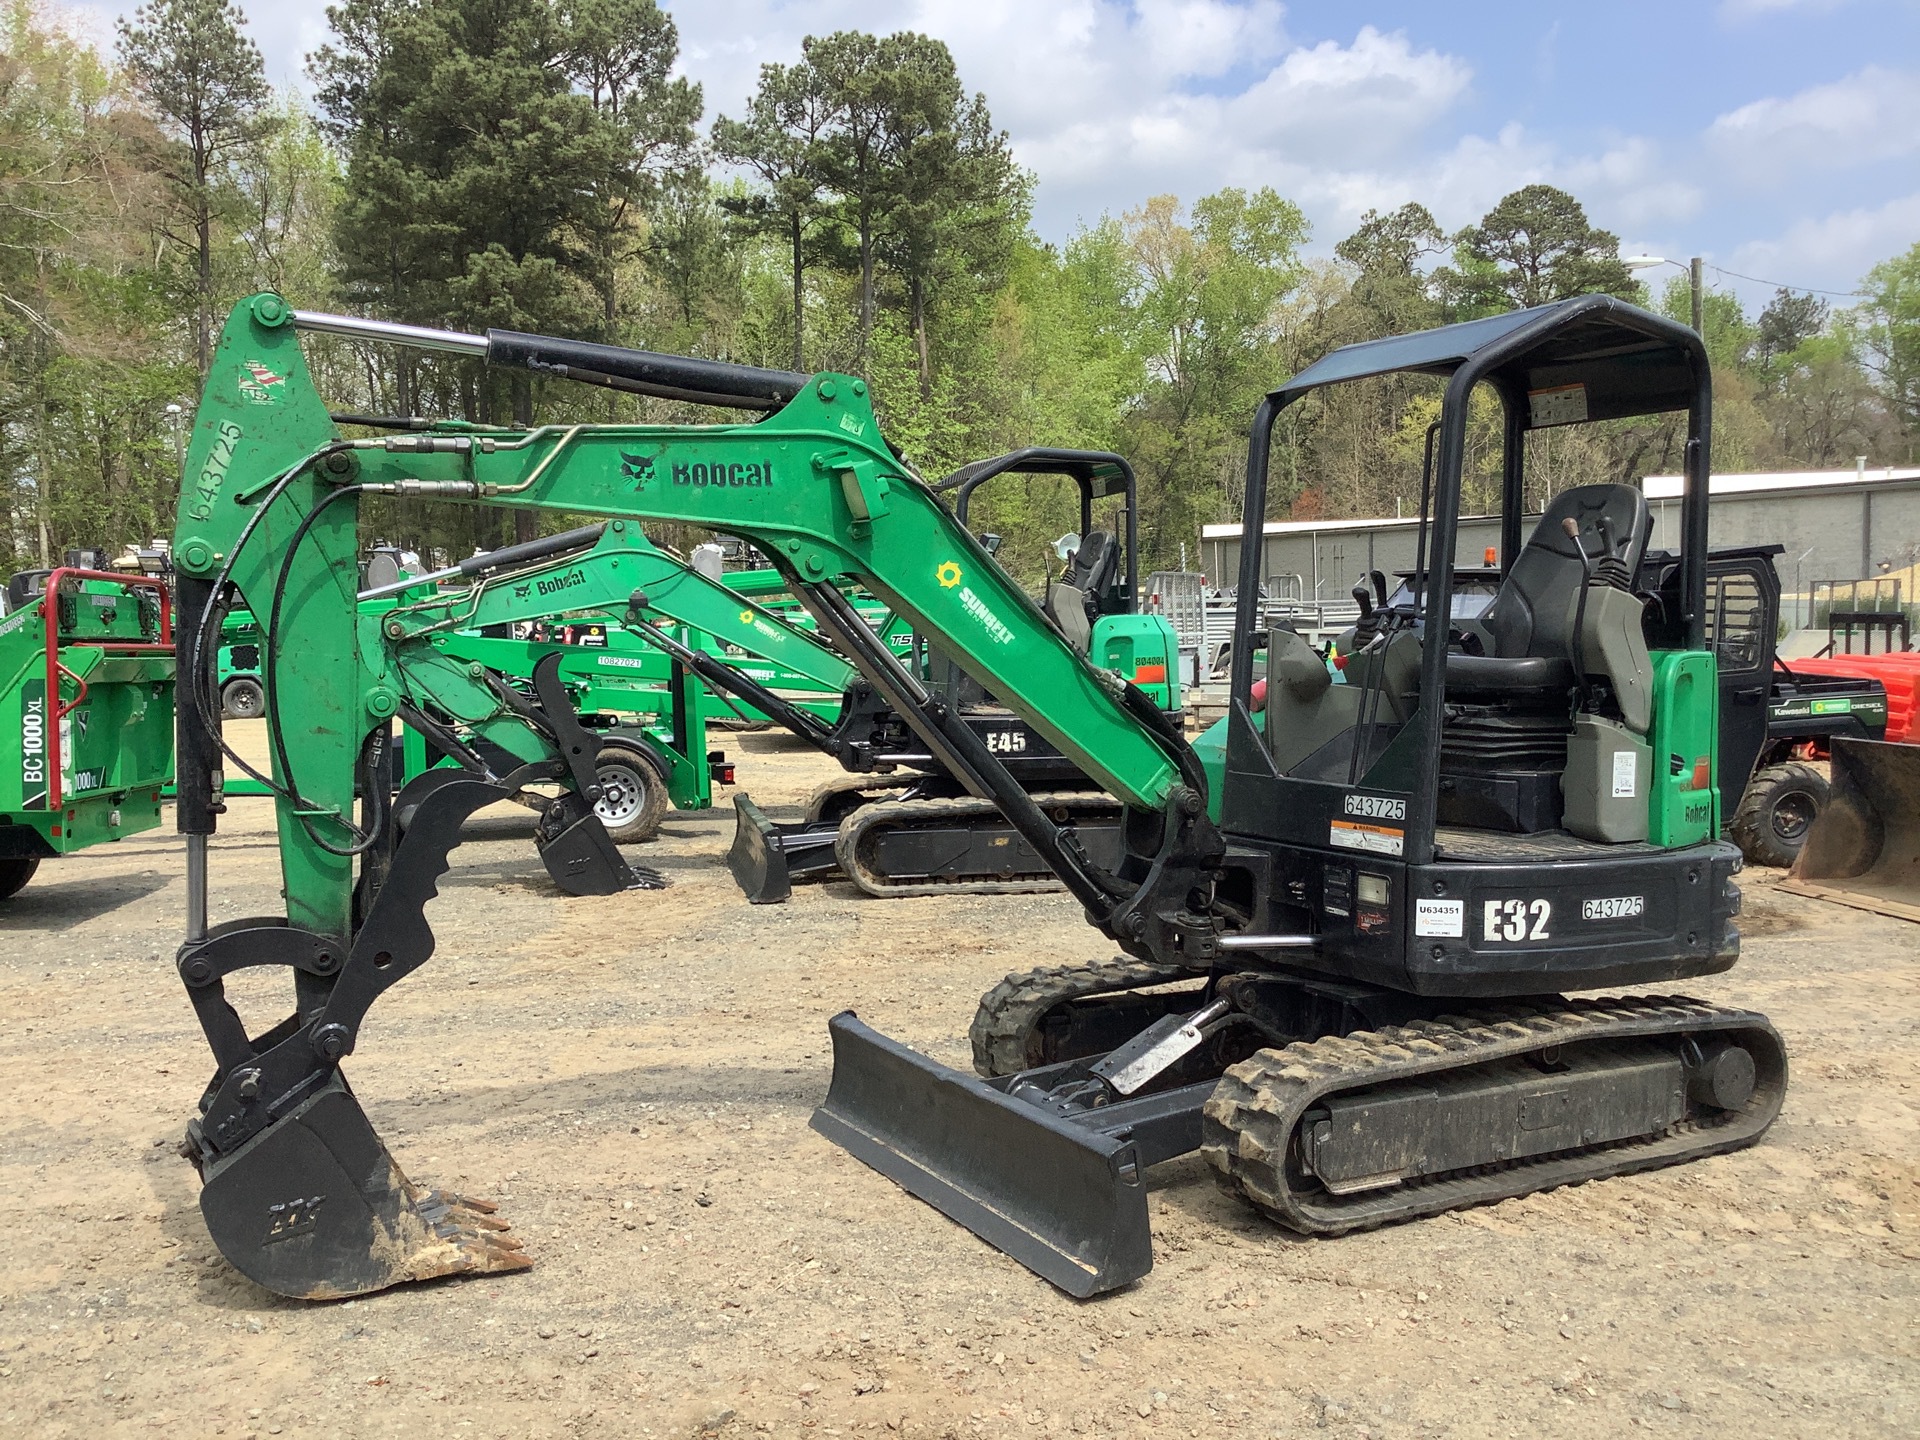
xmin=116 ymin=0 xmax=270 ymax=376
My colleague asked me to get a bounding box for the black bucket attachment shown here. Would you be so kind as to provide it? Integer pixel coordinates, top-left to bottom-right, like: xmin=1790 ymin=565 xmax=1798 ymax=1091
xmin=728 ymin=794 xmax=841 ymax=903
xmin=1782 ymin=737 xmax=1920 ymax=922
xmin=536 ymin=793 xmax=663 ymax=895
xmin=809 ymin=1012 xmax=1156 ymax=1297
xmin=195 ymin=1074 xmax=529 ymax=1299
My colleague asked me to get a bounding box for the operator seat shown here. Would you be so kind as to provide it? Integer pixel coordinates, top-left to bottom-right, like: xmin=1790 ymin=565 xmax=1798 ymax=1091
xmin=1444 ymin=483 xmax=1650 ymax=701
xmin=1044 ymin=529 xmax=1118 ymax=653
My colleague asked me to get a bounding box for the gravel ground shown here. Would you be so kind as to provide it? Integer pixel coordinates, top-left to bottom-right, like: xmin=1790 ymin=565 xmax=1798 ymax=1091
xmin=0 ymin=724 xmax=1915 ymax=1440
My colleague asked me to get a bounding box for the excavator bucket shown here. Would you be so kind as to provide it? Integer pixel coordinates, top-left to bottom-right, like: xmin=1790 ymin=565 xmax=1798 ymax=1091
xmin=810 ymin=1012 xmax=1156 ymax=1297
xmin=1781 ymin=737 xmax=1920 ymax=922
xmin=535 ymin=794 xmax=664 ymax=895
xmin=194 ymin=1074 xmax=529 ymax=1299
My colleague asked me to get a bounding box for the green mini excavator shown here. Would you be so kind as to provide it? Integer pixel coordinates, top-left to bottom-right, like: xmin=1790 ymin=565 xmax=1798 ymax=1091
xmin=167 ymin=293 xmax=1783 ymax=1301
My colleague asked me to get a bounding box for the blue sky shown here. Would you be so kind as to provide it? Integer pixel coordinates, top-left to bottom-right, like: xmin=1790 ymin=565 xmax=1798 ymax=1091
xmin=68 ymin=0 xmax=1920 ymax=310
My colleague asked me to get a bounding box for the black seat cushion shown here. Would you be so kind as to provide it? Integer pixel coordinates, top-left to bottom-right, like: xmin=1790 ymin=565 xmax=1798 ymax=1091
xmin=1443 ymin=652 xmax=1576 ymax=698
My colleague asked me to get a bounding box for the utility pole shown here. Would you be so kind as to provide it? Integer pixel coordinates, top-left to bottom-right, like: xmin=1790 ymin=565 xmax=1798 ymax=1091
xmin=1624 ymin=254 xmax=1706 ymax=334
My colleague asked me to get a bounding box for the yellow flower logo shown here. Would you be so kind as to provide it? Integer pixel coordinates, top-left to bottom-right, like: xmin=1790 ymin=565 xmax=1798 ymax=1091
xmin=739 ymin=609 xmax=754 ymax=625
xmin=937 ymin=560 xmax=963 ymax=588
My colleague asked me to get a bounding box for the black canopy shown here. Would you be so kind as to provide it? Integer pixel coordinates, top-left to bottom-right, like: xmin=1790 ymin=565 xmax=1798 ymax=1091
xmin=1274 ymin=294 xmax=1703 ymax=425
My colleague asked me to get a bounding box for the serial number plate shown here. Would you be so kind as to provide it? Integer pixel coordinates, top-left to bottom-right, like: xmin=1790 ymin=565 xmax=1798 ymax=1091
xmin=1582 ymin=895 xmax=1645 ymax=921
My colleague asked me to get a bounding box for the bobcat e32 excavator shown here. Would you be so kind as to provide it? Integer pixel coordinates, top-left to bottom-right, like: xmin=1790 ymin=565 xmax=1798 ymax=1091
xmin=167 ymin=292 xmax=1782 ymax=1300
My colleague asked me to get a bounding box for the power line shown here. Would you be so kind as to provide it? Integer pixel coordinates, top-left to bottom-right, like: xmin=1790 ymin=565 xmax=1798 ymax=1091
xmin=1704 ymin=264 xmax=1864 ymax=299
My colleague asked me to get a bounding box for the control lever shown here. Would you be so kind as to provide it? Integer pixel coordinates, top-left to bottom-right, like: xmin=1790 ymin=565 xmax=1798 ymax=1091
xmin=1563 ymin=518 xmax=1595 ymax=706
xmin=1591 ymin=513 xmax=1632 ymax=589
xmin=1350 ymin=580 xmax=1380 ymax=649
xmin=1369 ymin=569 xmax=1389 ymax=610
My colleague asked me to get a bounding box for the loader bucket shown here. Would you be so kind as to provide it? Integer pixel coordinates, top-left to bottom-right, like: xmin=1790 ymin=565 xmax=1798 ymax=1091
xmin=809 ymin=1012 xmax=1154 ymax=1298
xmin=196 ymin=1074 xmax=529 ymax=1299
xmin=1781 ymin=737 xmax=1920 ymax=922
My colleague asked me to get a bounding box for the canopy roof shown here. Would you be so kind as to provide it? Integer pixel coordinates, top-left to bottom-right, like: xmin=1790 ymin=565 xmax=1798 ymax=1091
xmin=1274 ymin=294 xmax=1704 ymax=426
xmin=937 ymin=447 xmax=1132 ymax=499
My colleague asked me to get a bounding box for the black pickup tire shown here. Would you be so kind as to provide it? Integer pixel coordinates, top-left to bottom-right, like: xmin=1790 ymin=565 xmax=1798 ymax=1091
xmin=0 ymin=856 xmax=39 ymax=900
xmin=1731 ymin=761 xmax=1829 ymax=868
xmin=593 ymin=745 xmax=668 ymax=844
xmin=221 ymin=676 xmax=265 ymax=720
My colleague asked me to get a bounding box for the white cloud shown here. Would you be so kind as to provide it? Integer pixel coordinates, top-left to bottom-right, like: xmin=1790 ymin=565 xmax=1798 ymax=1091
xmin=1709 ymin=66 xmax=1920 ymax=180
xmin=1730 ymin=191 xmax=1920 ymax=296
xmin=1718 ymin=0 xmax=1846 ymax=18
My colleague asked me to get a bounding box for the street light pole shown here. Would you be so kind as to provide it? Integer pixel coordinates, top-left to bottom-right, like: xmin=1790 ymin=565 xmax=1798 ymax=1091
xmin=1623 ymin=254 xmax=1704 ymax=334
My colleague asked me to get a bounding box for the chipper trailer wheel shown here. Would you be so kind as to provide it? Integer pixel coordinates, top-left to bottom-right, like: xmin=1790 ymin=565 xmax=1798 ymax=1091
xmin=0 ymin=856 xmax=39 ymax=900
xmin=221 ymin=675 xmax=265 ymax=720
xmin=592 ymin=746 xmax=668 ymax=844
xmin=1731 ymin=761 xmax=1828 ymax=869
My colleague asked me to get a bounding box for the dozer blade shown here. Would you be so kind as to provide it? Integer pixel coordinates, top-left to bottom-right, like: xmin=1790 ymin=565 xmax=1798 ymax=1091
xmin=537 ymin=799 xmax=664 ymax=895
xmin=728 ymin=794 xmax=792 ymax=903
xmin=196 ymin=1074 xmax=529 ymax=1299
xmin=727 ymin=794 xmax=842 ymax=902
xmin=809 ymin=1012 xmax=1155 ymax=1298
xmin=1781 ymin=737 xmax=1920 ymax=922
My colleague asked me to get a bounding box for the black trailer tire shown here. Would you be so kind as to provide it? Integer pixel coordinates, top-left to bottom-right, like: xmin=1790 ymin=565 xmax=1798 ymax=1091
xmin=222 ymin=676 xmax=266 ymax=720
xmin=593 ymin=746 xmax=668 ymax=844
xmin=1731 ymin=761 xmax=1829 ymax=868
xmin=0 ymin=856 xmax=39 ymax=900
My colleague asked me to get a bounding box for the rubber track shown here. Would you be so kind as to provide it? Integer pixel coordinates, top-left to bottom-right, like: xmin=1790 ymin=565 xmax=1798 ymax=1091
xmin=968 ymin=955 xmax=1199 ymax=1077
xmin=802 ymin=772 xmax=919 ymax=826
xmin=835 ymin=791 xmax=1122 ymax=899
xmin=1202 ymin=993 xmax=1787 ymax=1236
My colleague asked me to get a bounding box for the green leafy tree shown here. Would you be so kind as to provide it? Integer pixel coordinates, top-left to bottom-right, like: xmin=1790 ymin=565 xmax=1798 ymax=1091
xmin=1756 ymin=288 xmax=1829 ymax=368
xmin=1120 ymin=188 xmax=1308 ymax=560
xmin=116 ymin=0 xmax=271 ymax=376
xmin=560 ymin=0 xmax=701 ymax=332
xmin=869 ymin=36 xmax=1022 ymax=393
xmin=712 ymin=58 xmax=834 ymax=369
xmin=806 ymin=31 xmax=894 ymax=348
xmin=1861 ymin=243 xmax=1920 ymax=453
xmin=1332 ymin=202 xmax=1444 ymax=335
xmin=1440 ymin=185 xmax=1634 ymax=315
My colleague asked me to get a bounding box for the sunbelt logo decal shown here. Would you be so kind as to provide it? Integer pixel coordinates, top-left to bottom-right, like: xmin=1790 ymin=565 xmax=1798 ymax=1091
xmin=958 ymin=586 xmax=1014 ymax=645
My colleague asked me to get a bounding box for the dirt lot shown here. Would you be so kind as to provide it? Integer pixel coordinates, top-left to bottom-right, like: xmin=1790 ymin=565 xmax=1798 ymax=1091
xmin=1 ymin=725 xmax=1916 ymax=1440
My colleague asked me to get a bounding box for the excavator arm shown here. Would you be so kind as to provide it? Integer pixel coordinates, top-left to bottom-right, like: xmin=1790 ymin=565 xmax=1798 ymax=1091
xmin=174 ymin=297 xmax=1206 ymax=945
